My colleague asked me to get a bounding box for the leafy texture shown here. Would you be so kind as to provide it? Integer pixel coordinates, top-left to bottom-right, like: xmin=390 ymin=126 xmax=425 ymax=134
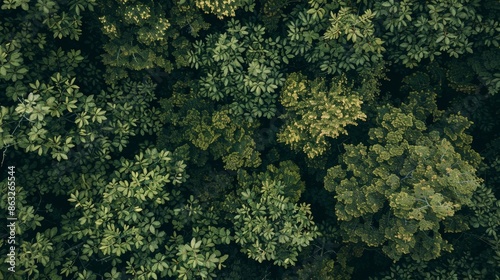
xmin=325 ymin=91 xmax=483 ymax=261
xmin=188 ymin=19 xmax=294 ymax=121
xmin=234 ymin=180 xmax=319 ymax=267
xmin=278 ymin=72 xmax=366 ymax=158
xmin=1 ymin=0 xmax=499 ymax=278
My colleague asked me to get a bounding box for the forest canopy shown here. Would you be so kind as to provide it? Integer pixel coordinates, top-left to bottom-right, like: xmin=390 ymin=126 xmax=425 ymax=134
xmin=1 ymin=0 xmax=499 ymax=279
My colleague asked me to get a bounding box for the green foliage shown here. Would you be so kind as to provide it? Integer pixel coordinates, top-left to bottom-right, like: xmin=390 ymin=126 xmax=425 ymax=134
xmin=374 ymin=0 xmax=500 ymax=68
xmin=278 ymin=72 xmax=366 ymax=158
xmin=443 ymin=48 xmax=500 ymax=96
xmin=325 ymin=91 xmax=483 ymax=261
xmin=1 ymin=0 xmax=499 ymax=278
xmin=97 ymin=0 xmax=173 ymax=83
xmin=188 ymin=19 xmax=294 ymax=121
xmin=465 ymin=49 xmax=500 ymax=95
xmin=0 ymin=182 xmax=45 ymax=237
xmin=373 ymin=250 xmax=499 ymax=280
xmin=48 ymin=147 xmax=228 ymax=279
xmin=97 ymin=0 xmax=259 ymax=83
xmin=465 ymin=180 xmax=500 ymax=272
xmin=294 ymin=258 xmax=335 ymax=280
xmin=1 ymin=74 xmax=161 ymax=161
xmin=0 ymin=1 xmax=102 ymax=91
xmin=285 ymin=0 xmax=500 ymax=74
xmin=285 ymin=1 xmax=384 ymax=75
xmin=0 ymin=1 xmax=162 ymax=164
xmin=159 ymin=81 xmax=262 ymax=171
xmin=234 ymin=179 xmax=319 ymax=267
xmin=480 ymin=137 xmax=500 ymax=190
xmin=0 ymin=40 xmax=28 ymax=82
xmin=0 ymin=0 xmax=95 ymax=44
xmin=259 ymin=0 xmax=295 ymax=32
xmin=193 ymin=0 xmax=255 ymax=19
xmin=323 ymin=7 xmax=385 ymax=73
xmin=236 ymin=160 xmax=306 ymax=203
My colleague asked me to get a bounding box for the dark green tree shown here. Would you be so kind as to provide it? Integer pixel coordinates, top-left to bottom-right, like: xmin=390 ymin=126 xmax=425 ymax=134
xmin=158 ymin=81 xmax=262 ymax=171
xmin=187 ymin=19 xmax=295 ymax=122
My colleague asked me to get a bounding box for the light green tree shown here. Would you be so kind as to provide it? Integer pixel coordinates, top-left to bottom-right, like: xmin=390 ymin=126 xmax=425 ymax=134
xmin=233 ymin=179 xmax=319 ymax=267
xmin=325 ymin=91 xmax=483 ymax=261
xmin=278 ymin=72 xmax=366 ymax=159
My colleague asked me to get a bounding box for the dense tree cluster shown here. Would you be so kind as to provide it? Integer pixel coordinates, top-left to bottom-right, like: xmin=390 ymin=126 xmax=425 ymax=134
xmin=1 ymin=0 xmax=499 ymax=279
